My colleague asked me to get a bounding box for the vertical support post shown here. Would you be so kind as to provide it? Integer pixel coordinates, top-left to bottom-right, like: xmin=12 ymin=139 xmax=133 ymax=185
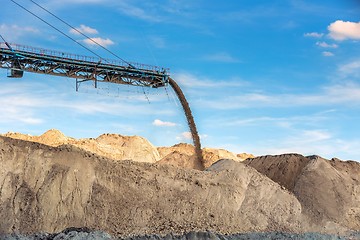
xmin=76 ymin=78 xmax=79 ymax=92
xmin=93 ymin=64 xmax=98 ymax=89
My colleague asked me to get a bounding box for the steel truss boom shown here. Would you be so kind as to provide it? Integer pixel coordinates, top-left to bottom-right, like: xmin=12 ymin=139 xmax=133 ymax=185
xmin=0 ymin=42 xmax=169 ymax=88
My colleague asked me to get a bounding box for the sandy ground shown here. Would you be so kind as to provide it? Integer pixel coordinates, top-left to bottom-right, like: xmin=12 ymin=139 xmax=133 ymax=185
xmin=0 ymin=132 xmax=359 ymax=238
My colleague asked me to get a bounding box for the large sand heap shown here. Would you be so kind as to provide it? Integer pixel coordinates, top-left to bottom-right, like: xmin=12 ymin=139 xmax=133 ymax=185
xmin=3 ymin=130 xmax=159 ymax=163
xmin=1 ymin=131 xmax=359 ymax=237
xmin=0 ymin=136 xmax=304 ymax=236
xmin=2 ymin=130 xmax=251 ymax=168
xmin=245 ymin=154 xmax=360 ymax=232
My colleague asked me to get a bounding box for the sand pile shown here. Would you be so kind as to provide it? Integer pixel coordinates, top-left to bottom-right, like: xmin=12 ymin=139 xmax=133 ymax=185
xmin=3 ymin=129 xmax=71 ymax=146
xmin=157 ymin=143 xmax=195 ymax=158
xmin=157 ymin=150 xmax=202 ymax=170
xmin=157 ymin=143 xmax=250 ymax=170
xmin=1 ymin=132 xmax=360 ymax=237
xmin=237 ymin=153 xmax=255 ymax=160
xmin=2 ymin=130 xmax=160 ymax=163
xmin=244 ymin=154 xmax=311 ymax=191
xmin=245 ymin=154 xmax=360 ymax=232
xmin=202 ymin=148 xmax=242 ymax=168
xmin=78 ymin=133 xmax=160 ymax=163
xmin=2 ymin=130 xmax=253 ymax=168
xmin=0 ymin=136 xmax=307 ymax=237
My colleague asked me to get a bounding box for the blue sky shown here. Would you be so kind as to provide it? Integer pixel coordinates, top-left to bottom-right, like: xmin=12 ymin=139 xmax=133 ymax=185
xmin=1 ymin=0 xmax=360 ymax=160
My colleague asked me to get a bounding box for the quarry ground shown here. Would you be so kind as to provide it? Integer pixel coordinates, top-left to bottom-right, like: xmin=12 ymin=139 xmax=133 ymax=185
xmin=0 ymin=130 xmax=359 ymax=239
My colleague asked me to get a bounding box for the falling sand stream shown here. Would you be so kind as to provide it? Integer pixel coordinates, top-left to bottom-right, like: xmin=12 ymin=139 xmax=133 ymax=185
xmin=168 ymin=77 xmax=205 ymax=170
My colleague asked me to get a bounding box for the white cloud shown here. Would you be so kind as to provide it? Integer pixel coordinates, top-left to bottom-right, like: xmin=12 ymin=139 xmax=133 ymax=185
xmin=262 ymin=129 xmax=333 ymax=153
xmin=152 ymin=119 xmax=177 ymax=127
xmin=115 ymin=2 xmax=162 ymax=22
xmin=0 ymin=105 xmax=44 ymax=124
xmin=302 ymin=130 xmax=332 ymax=142
xmin=201 ymin=134 xmax=208 ymax=139
xmin=176 ymin=131 xmax=192 ymax=141
xmin=322 ymin=83 xmax=360 ymax=103
xmin=70 ymin=24 xmax=98 ymax=35
xmin=304 ymin=32 xmax=324 ymax=38
xmin=196 ymin=93 xmax=276 ymax=109
xmin=316 ymin=41 xmax=338 ymax=48
xmin=203 ymin=52 xmax=240 ymax=63
xmin=338 ymin=60 xmax=360 ymax=77
xmin=249 ymin=130 xmax=360 ymax=160
xmin=0 ymin=80 xmax=174 ymax=128
xmin=62 ymin=99 xmax=172 ymax=116
xmin=328 ymin=20 xmax=360 ymax=41
xmin=0 ymin=24 xmax=39 ymax=34
xmin=82 ymin=37 xmax=114 ymax=47
xmin=0 ymin=87 xmax=45 ymax=125
xmin=322 ymin=51 xmax=334 ymax=57
xmin=176 ymin=131 xmax=208 ymax=142
xmin=339 ymin=60 xmax=360 ymax=73
xmin=43 ymin=1 xmax=202 ymax=30
xmin=222 ymin=112 xmax=331 ymax=128
xmin=209 ymin=110 xmax=360 ymax=160
xmin=196 ymin=82 xmax=360 ymax=110
xmin=0 ymin=24 xmax=39 ymax=42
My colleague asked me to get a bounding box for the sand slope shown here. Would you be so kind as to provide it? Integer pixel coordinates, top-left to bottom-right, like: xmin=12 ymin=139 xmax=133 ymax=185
xmin=245 ymin=154 xmax=360 ymax=232
xmin=0 ymin=136 xmax=304 ymax=236
xmin=1 ymin=132 xmax=359 ymax=236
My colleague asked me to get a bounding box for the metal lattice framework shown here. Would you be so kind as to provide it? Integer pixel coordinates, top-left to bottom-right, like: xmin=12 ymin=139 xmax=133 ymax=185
xmin=0 ymin=42 xmax=169 ymax=89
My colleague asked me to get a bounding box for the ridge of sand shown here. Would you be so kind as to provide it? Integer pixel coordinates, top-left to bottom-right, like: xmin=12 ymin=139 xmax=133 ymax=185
xmin=157 ymin=144 xmax=253 ymax=170
xmin=244 ymin=154 xmax=310 ymax=191
xmin=2 ymin=130 xmax=253 ymax=168
xmin=3 ymin=129 xmax=71 ymax=146
xmin=2 ymin=130 xmax=160 ymax=163
xmin=157 ymin=143 xmax=195 ymax=158
xmin=245 ymin=154 xmax=360 ymax=232
xmin=0 ymin=134 xmax=359 ymax=236
xmin=0 ymin=136 xmax=307 ymax=236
